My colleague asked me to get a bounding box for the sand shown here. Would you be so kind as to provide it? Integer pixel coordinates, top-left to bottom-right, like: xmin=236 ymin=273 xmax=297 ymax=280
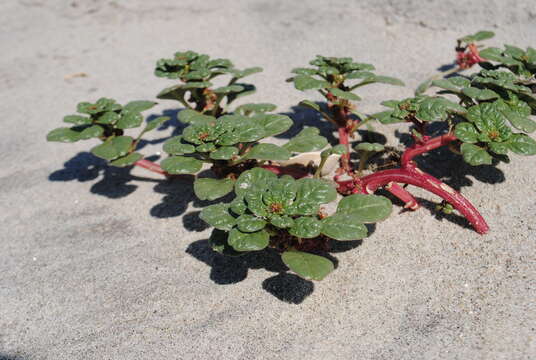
xmin=1 ymin=0 xmax=535 ymax=359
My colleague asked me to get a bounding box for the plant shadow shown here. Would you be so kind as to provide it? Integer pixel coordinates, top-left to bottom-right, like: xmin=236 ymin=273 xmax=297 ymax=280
xmin=278 ymin=103 xmax=337 ymax=143
xmin=186 ymin=237 xmax=363 ymax=304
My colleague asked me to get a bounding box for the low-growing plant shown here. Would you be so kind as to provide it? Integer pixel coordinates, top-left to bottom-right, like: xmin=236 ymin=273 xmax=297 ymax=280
xmin=47 ymin=32 xmax=536 ymax=282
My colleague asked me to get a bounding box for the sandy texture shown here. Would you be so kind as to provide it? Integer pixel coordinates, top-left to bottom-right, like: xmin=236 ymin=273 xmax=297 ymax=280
xmin=1 ymin=1 xmax=535 ymax=359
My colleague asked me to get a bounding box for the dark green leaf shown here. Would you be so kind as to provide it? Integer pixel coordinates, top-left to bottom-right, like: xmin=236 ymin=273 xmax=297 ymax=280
xmin=210 ymin=146 xmax=238 ymax=160
xmin=123 ymin=100 xmax=157 ymax=113
xmin=507 ymin=134 xmax=536 ymax=155
xmin=455 ymin=122 xmax=479 ymax=143
xmin=78 ymin=124 xmax=104 ymax=140
xmin=298 ymin=100 xmax=321 ymax=111
xmin=252 ymin=114 xmax=293 ymax=137
xmin=160 ymin=156 xmax=203 ymax=174
xmin=163 ymin=136 xmax=196 ymax=155
xmin=355 ymin=142 xmax=384 ymax=152
xmin=178 ymin=109 xmax=201 ymax=124
xmin=194 ymin=178 xmax=235 ymax=201
xmin=109 ymin=152 xmax=143 ymax=167
xmin=289 ymin=217 xmax=322 ymax=238
xmin=63 ymin=115 xmax=91 ymax=125
xmin=116 ymin=111 xmax=143 ymax=129
xmin=235 ymin=103 xmax=277 ymax=115
xmin=460 ymin=143 xmax=493 ymax=165
xmin=236 ymin=214 xmax=267 ymax=233
xmin=235 ymin=168 xmax=277 ymax=196
xmin=214 ymin=85 xmax=245 ymax=94
xmin=461 ymin=87 xmax=499 ymax=100
xmin=281 ymin=251 xmax=334 ymax=281
xmin=321 ymin=214 xmax=368 ymax=240
xmin=293 ymin=75 xmax=330 ymax=91
xmin=90 ymin=136 xmax=133 ymax=161
xmin=46 ymin=127 xmax=81 ymax=143
xmin=329 ymin=88 xmax=361 ymax=100
xmin=143 ymin=116 xmax=170 ymax=133
xmin=337 ymin=194 xmax=393 ymax=223
xmin=95 ymin=111 xmax=120 ymax=125
xmin=228 ymin=228 xmax=269 ymax=251
xmin=270 ymin=215 xmax=294 ymax=229
xmin=283 ymin=127 xmax=328 ymax=153
xmin=231 ymin=67 xmax=263 ymax=79
xmin=200 ymin=203 xmax=236 ymax=231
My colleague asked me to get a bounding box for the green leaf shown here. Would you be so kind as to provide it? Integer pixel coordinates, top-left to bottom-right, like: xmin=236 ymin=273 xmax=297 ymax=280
xmin=196 ymin=143 xmax=217 ymax=152
xmin=210 ymin=146 xmax=238 ymax=160
xmin=46 ymin=127 xmax=81 ymax=142
xmin=270 ymin=215 xmax=294 ymax=229
xmin=281 ymin=251 xmax=334 ymax=281
xmin=291 ymin=67 xmax=318 ymax=75
xmin=431 ymin=79 xmax=461 ymax=92
xmin=337 ymin=194 xmax=393 ymax=223
xmin=460 ymin=30 xmax=494 ymax=43
xmin=283 ymin=127 xmax=328 ymax=153
xmin=506 ymin=134 xmax=536 ymax=155
xmin=368 ymin=75 xmax=405 ymax=86
xmin=252 ymin=114 xmax=293 ymax=137
xmin=228 ymin=228 xmax=269 ymax=251
xmin=231 ymin=67 xmax=263 ymax=79
xmin=178 ymin=109 xmax=202 ymax=124
xmin=95 ymin=111 xmax=120 ymax=125
xmin=321 ymin=214 xmax=368 ymax=240
xmin=355 ymin=142 xmax=384 ymax=152
xmin=455 ymin=122 xmax=479 ymax=143
xmin=160 ymin=156 xmax=203 ymax=174
xmin=244 ymin=143 xmax=291 ymax=161
xmin=466 ymin=103 xmax=512 ymax=142
xmin=479 ymin=47 xmax=506 ymax=62
xmin=63 ymin=115 xmax=91 ymax=125
xmin=415 ymin=79 xmax=433 ymax=95
xmin=416 ymin=97 xmax=466 ymax=122
xmin=236 ymin=214 xmax=267 ymax=233
xmin=123 ymin=100 xmax=157 ymax=113
xmin=143 ymin=116 xmax=170 ymax=133
xmin=461 ymin=87 xmax=499 ymax=100
xmin=294 ymin=178 xmax=337 ymax=214
xmin=229 ymin=196 xmax=247 ymax=216
xmin=109 ymin=152 xmax=143 ymax=167
xmin=116 ymin=111 xmax=144 ymax=129
xmin=193 ymin=178 xmax=235 ymax=201
xmin=494 ymin=99 xmax=536 ymax=133
xmin=214 ymin=85 xmax=245 ymax=94
xmin=90 ymin=136 xmax=133 ymax=161
xmin=289 ymin=217 xmax=322 ymax=238
xmin=235 ymin=168 xmax=277 ymax=196
xmin=293 ymin=75 xmax=330 ymax=91
xmin=200 ymin=203 xmax=236 ymax=231
xmin=78 ymin=125 xmax=104 ymax=140
xmin=298 ymin=100 xmax=321 ymax=111
xmin=461 ymin=143 xmax=493 ymax=165
xmin=329 ymin=88 xmax=361 ymax=100
xmin=371 ymin=110 xmax=400 ymax=124
xmin=163 ymin=136 xmax=196 ymax=155
xmin=235 ymin=103 xmax=277 ymax=115
xmin=488 ymin=142 xmax=509 ymax=155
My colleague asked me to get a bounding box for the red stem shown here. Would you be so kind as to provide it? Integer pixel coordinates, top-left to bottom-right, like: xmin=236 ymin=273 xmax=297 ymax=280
xmin=134 ymin=159 xmax=167 ymax=175
xmin=358 ymin=133 xmax=489 ymax=234
xmin=385 ymin=182 xmax=420 ymax=210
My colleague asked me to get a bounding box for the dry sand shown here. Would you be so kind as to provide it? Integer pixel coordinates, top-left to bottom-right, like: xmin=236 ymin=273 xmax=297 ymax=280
xmin=1 ymin=0 xmax=535 ymax=359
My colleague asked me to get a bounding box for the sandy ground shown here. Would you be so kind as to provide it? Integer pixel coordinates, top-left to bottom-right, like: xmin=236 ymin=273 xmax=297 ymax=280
xmin=1 ymin=0 xmax=535 ymax=359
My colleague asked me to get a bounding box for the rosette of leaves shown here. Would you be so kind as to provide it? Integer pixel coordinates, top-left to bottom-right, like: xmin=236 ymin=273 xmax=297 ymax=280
xmin=47 ymin=98 xmax=169 ymax=167
xmin=155 ymin=50 xmax=262 ymax=116
xmin=480 ymin=45 xmax=536 ymax=79
xmin=425 ymin=71 xmax=536 ymax=165
xmin=161 ymin=113 xmax=330 ymax=200
xmin=288 ymin=55 xmax=404 ymax=126
xmin=200 ymin=168 xmax=393 ymax=280
xmin=372 ymin=95 xmax=466 ymax=124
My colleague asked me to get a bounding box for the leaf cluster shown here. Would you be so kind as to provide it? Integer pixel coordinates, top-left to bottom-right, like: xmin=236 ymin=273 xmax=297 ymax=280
xmin=47 ymin=98 xmax=168 ymax=167
xmin=200 ymin=168 xmax=392 ymax=280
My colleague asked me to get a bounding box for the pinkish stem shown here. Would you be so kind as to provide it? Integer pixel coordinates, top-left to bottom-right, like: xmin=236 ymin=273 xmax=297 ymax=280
xmin=359 ymin=133 xmax=489 ymax=234
xmin=134 ymin=159 xmax=167 ymax=175
xmin=385 ymin=182 xmax=420 ymax=210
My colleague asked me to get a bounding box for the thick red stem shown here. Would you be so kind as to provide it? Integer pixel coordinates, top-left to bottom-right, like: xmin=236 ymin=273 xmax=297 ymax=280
xmin=134 ymin=159 xmax=167 ymax=175
xmin=385 ymin=182 xmax=420 ymax=210
xmin=360 ymin=165 xmax=489 ymax=234
xmin=358 ymin=133 xmax=489 ymax=234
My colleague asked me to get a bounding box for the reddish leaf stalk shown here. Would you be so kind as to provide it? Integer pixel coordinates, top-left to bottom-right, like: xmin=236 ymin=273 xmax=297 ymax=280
xmin=134 ymin=159 xmax=167 ymax=175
